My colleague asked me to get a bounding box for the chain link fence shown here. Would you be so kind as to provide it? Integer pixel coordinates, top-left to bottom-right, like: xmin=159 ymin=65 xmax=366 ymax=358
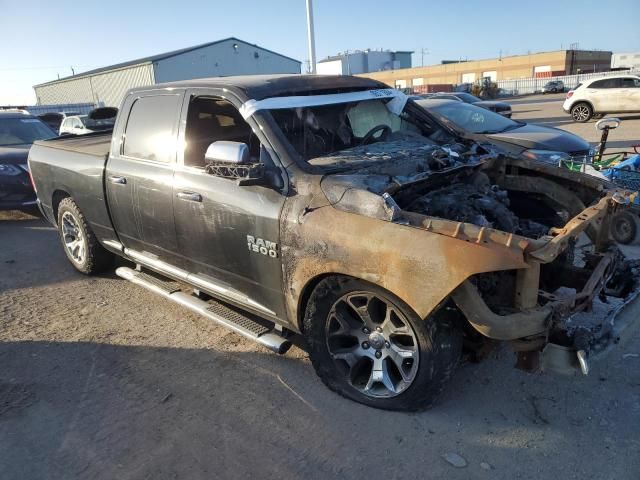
xmin=496 ymin=69 xmax=640 ymax=96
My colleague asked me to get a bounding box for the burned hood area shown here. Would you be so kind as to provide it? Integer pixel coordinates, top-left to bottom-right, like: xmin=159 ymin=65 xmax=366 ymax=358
xmin=318 ymin=138 xmax=593 ymax=241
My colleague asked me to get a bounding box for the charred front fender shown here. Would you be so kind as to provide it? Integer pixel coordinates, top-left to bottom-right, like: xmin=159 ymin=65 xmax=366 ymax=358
xmin=281 ymin=189 xmax=531 ymax=332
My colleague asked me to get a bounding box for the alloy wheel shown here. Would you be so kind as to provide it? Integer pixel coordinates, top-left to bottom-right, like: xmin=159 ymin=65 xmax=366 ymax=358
xmin=572 ymin=105 xmax=590 ymax=121
xmin=61 ymin=211 xmax=86 ymax=264
xmin=325 ymin=292 xmax=419 ymax=398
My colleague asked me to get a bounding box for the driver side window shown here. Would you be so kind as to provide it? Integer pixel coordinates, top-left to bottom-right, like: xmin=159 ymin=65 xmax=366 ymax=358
xmin=183 ymin=96 xmax=261 ymax=167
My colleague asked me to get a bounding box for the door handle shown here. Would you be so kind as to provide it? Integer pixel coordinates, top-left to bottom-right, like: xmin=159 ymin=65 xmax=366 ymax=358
xmin=176 ymin=191 xmax=203 ymax=202
xmin=108 ymin=176 xmax=127 ymax=185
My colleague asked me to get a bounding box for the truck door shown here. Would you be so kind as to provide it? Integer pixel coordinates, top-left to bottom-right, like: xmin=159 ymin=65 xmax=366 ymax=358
xmin=106 ymin=91 xmax=184 ymax=265
xmin=172 ymin=91 xmax=288 ymax=320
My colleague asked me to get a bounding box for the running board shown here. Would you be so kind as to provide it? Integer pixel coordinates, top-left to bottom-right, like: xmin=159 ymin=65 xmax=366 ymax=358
xmin=115 ymin=267 xmax=292 ymax=354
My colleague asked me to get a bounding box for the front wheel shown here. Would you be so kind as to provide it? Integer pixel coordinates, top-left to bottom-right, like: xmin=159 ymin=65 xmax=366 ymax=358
xmin=304 ymin=276 xmax=462 ymax=411
xmin=571 ymin=102 xmax=593 ymax=122
xmin=57 ymin=197 xmax=113 ymax=274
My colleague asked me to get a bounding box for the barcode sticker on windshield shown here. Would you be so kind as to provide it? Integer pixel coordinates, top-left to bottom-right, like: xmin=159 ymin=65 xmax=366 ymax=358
xmin=20 ymin=119 xmax=40 ymax=123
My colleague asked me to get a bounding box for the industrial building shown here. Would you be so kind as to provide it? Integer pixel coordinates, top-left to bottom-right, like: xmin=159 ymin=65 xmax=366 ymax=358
xmin=358 ymin=50 xmax=612 ymax=89
xmin=317 ymin=49 xmax=413 ymax=75
xmin=33 ymin=38 xmax=301 ymax=107
xmin=611 ymin=52 xmax=640 ymax=70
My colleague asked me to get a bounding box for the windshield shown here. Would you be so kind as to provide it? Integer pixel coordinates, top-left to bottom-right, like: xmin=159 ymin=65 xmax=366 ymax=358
xmin=0 ymin=117 xmax=56 ymax=146
xmin=269 ymin=98 xmax=449 ymax=166
xmin=423 ymin=100 xmax=521 ymax=134
xmin=453 ymin=93 xmax=481 ymax=103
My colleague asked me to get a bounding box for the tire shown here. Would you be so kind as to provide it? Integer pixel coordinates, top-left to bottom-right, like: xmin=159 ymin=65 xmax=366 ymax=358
xmin=303 ymin=276 xmax=463 ymax=411
xmin=571 ymin=102 xmax=593 ymax=122
xmin=57 ymin=197 xmax=113 ymax=274
xmin=611 ymin=211 xmax=637 ymax=245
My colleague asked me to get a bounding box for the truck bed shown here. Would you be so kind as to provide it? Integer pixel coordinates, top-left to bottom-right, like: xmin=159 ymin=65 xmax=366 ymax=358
xmin=29 ymin=131 xmax=114 ymax=236
xmin=35 ymin=131 xmax=112 ymax=158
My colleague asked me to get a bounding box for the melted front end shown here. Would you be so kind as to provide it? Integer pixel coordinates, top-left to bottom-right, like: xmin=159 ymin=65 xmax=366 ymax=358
xmin=321 ymin=151 xmax=637 ymax=375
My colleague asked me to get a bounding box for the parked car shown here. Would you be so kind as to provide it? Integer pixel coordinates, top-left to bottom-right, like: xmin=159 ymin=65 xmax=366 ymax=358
xmin=422 ymin=92 xmax=512 ymax=117
xmin=563 ymin=75 xmax=640 ymax=122
xmin=29 ymin=75 xmax=633 ymax=410
xmin=542 ymin=80 xmax=565 ymax=94
xmin=59 ymin=115 xmax=93 ymax=135
xmin=0 ymin=110 xmax=56 ymax=211
xmin=37 ymin=111 xmax=80 ymax=132
xmin=415 ymin=98 xmax=593 ymax=164
xmin=59 ymin=108 xmax=118 ymax=135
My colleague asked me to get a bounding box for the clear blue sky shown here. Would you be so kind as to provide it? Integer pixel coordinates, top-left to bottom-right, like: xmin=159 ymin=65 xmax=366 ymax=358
xmin=1 ymin=0 xmax=639 ymax=105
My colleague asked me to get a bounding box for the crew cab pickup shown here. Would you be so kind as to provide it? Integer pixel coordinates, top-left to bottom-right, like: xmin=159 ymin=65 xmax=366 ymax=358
xmin=29 ymin=75 xmax=635 ymax=410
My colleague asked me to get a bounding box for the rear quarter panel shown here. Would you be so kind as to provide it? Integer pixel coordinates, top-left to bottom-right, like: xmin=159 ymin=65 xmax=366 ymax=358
xmin=29 ymin=142 xmax=116 ymax=243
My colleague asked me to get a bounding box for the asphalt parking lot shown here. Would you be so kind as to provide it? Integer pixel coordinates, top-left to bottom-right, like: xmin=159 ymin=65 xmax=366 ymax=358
xmin=508 ymin=93 xmax=640 ymax=151
xmin=2 ymin=96 xmax=640 ymax=479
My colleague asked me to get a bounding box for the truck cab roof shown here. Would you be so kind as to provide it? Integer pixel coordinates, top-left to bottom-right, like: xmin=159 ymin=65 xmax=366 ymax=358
xmin=130 ymin=74 xmax=388 ymax=101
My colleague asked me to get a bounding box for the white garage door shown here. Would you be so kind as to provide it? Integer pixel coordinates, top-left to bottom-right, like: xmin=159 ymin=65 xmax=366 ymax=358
xmin=461 ymin=73 xmax=476 ymax=83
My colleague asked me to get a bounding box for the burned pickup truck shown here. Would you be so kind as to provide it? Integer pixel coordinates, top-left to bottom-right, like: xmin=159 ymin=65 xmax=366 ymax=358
xmin=29 ymin=75 xmax=635 ymax=410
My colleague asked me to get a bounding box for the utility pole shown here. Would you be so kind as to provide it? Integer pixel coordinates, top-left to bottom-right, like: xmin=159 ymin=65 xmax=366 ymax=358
xmin=305 ymin=0 xmax=317 ymax=74
xmin=420 ymin=48 xmax=430 ymax=67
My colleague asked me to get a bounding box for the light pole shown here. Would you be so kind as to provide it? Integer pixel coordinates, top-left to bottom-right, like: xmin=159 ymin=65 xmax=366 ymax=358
xmin=305 ymin=0 xmax=317 ymax=74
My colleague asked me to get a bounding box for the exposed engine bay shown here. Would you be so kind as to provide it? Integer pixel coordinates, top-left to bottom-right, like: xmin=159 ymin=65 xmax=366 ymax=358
xmin=404 ymin=175 xmax=551 ymax=240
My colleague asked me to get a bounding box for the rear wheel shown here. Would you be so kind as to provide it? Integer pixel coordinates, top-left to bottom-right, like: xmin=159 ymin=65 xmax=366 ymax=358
xmin=57 ymin=197 xmax=113 ymax=274
xmin=304 ymin=276 xmax=462 ymax=411
xmin=611 ymin=211 xmax=638 ymax=245
xmin=571 ymin=102 xmax=592 ymax=122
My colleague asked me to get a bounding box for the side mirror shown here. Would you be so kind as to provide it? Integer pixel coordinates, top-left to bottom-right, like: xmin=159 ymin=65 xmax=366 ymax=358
xmin=205 ymin=141 xmax=249 ymax=164
xmin=596 ymin=117 xmax=620 ymax=131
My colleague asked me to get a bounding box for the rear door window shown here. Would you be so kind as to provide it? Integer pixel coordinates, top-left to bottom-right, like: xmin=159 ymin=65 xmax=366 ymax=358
xmin=620 ymin=78 xmax=640 ymax=88
xmin=123 ymin=94 xmax=182 ymax=163
xmin=590 ymin=78 xmax=621 ymax=89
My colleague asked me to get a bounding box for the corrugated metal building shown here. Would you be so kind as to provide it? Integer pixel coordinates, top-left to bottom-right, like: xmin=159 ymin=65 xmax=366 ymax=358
xmin=33 ymin=37 xmax=301 ymax=107
xmin=359 ymin=50 xmax=612 ymax=89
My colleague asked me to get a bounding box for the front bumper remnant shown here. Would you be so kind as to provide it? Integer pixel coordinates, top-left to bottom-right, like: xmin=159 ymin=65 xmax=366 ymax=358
xmin=452 ymin=246 xmax=631 ymax=375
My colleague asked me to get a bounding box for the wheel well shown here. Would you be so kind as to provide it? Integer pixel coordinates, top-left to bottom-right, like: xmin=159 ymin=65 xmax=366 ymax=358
xmin=297 ymin=273 xmax=336 ymax=332
xmin=52 ymin=190 xmax=71 ymax=223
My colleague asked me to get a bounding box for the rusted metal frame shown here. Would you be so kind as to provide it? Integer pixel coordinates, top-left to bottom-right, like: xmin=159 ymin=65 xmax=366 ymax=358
xmin=451 ymin=280 xmax=551 ymax=340
xmin=452 ymin=251 xmax=616 ymax=342
xmin=515 ymin=261 xmax=541 ymax=309
xmin=542 ymin=251 xmax=616 ymax=315
xmin=400 ymin=209 xmax=531 ymax=255
xmin=528 ymin=195 xmax=613 ymax=263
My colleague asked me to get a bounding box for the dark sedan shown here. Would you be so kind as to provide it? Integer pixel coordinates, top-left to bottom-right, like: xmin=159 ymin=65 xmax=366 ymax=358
xmin=415 ymin=98 xmax=592 ymax=164
xmin=0 ymin=111 xmax=56 ymax=211
xmin=422 ymin=92 xmax=512 ymax=118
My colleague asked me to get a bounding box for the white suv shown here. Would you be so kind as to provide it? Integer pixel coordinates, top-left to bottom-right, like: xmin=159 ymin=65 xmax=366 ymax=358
xmin=563 ymin=75 xmax=640 ymax=122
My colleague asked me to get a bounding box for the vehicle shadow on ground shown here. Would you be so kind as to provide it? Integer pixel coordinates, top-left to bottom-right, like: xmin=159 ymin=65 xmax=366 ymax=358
xmin=0 ymin=217 xmax=123 ymax=293
xmin=1 ymin=338 xmax=638 ymax=480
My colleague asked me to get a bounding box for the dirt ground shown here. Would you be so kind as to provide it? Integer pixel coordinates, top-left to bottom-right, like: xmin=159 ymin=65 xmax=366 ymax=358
xmin=1 ymin=208 xmax=640 ymax=480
